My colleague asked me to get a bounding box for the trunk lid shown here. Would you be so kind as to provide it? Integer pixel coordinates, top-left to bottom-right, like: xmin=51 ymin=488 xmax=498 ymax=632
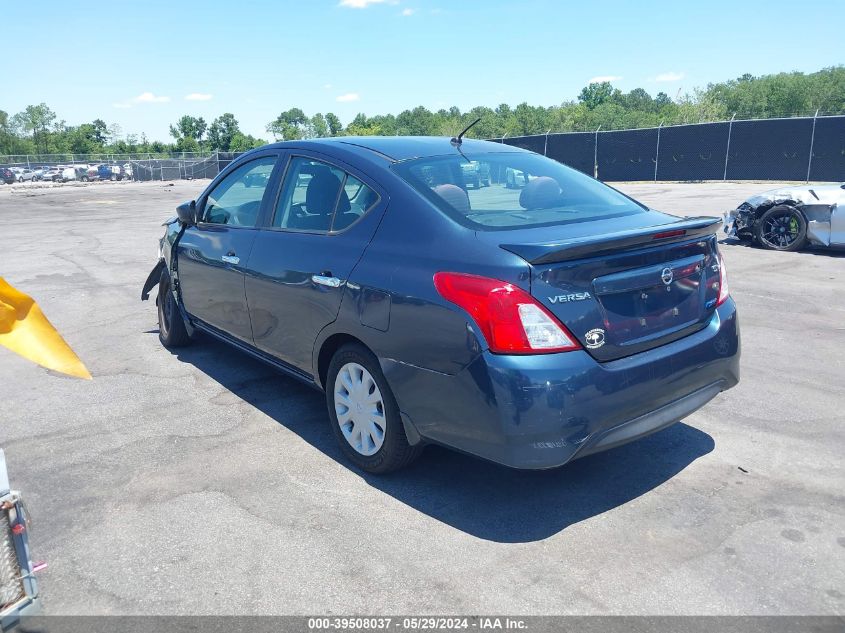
xmin=488 ymin=213 xmax=723 ymax=361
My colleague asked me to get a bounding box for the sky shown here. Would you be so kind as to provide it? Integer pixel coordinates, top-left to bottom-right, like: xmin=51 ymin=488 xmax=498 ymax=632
xmin=3 ymin=0 xmax=844 ymax=142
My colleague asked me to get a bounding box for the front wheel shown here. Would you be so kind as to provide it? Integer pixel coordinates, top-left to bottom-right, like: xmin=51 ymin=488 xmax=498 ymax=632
xmin=754 ymin=205 xmax=807 ymax=251
xmin=326 ymin=344 xmax=422 ymax=473
xmin=157 ymin=271 xmax=192 ymax=348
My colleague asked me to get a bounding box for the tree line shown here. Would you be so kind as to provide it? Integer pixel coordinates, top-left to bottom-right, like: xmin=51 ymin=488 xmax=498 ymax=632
xmin=2 ymin=66 xmax=843 ymax=157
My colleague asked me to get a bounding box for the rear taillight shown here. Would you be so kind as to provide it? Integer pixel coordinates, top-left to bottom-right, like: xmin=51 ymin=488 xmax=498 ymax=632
xmin=433 ymin=272 xmax=580 ymax=354
xmin=716 ymin=253 xmax=730 ymax=306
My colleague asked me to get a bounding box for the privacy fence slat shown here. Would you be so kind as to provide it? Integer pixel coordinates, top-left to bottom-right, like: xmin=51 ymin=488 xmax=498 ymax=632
xmin=499 ymin=115 xmax=845 ymax=182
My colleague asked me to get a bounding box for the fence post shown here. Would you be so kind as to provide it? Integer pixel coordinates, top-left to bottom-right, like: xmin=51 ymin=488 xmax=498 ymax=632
xmin=544 ymin=129 xmax=552 ymax=156
xmin=723 ymin=113 xmax=736 ymax=181
xmin=593 ymin=125 xmax=601 ymax=179
xmin=806 ymin=109 xmax=819 ymax=183
xmin=654 ymin=120 xmax=663 ymax=182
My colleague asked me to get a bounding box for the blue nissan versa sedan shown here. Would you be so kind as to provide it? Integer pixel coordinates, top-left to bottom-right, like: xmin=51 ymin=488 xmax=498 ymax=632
xmin=142 ymin=135 xmax=740 ymax=473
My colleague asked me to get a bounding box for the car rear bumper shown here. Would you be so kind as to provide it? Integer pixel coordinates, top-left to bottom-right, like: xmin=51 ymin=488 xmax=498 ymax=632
xmin=384 ymin=300 xmax=740 ymax=469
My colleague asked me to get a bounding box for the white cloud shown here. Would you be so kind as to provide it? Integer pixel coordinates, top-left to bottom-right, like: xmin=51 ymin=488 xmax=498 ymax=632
xmin=588 ymin=75 xmax=622 ymax=84
xmin=401 ymin=7 xmax=415 ymax=15
xmin=336 ymin=92 xmax=360 ymax=102
xmin=655 ymin=71 xmax=685 ymax=82
xmin=324 ymin=83 xmax=333 ymax=89
xmin=339 ymin=0 xmax=393 ymax=7
xmin=112 ymin=92 xmax=170 ymax=109
xmin=134 ymin=92 xmax=170 ymax=103
xmin=184 ymin=93 xmax=213 ymax=101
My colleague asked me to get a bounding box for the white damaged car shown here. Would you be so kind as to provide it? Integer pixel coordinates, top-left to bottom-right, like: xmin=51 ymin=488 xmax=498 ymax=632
xmin=724 ymin=183 xmax=845 ymax=251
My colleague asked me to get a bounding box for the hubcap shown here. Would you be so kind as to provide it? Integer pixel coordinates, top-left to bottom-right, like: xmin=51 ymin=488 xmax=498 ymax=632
xmin=334 ymin=362 xmax=386 ymax=456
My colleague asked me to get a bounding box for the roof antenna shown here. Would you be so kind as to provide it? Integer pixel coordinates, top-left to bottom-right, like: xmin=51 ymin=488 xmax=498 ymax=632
xmin=451 ymin=117 xmax=481 ymax=146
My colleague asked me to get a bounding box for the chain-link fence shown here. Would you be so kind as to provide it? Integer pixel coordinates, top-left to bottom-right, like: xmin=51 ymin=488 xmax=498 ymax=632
xmin=0 ymin=151 xmax=214 ymax=167
xmin=0 ymin=151 xmax=229 ymax=182
xmin=129 ymin=155 xmax=222 ymax=181
xmin=498 ymin=113 xmax=844 ymax=182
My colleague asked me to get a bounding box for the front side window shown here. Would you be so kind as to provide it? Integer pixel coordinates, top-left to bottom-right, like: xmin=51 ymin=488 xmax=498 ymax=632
xmin=202 ymin=157 xmax=276 ymax=227
xmin=273 ymin=157 xmax=379 ymax=233
xmin=393 ymin=152 xmax=645 ymax=231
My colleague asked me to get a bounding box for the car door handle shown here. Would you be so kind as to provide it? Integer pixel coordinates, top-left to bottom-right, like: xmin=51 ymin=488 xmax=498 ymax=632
xmin=312 ymin=274 xmax=343 ymax=288
xmin=221 ymin=254 xmax=240 ymax=265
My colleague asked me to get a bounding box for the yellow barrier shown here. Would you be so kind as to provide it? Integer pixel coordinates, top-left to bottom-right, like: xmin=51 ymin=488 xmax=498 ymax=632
xmin=0 ymin=277 xmax=91 ymax=380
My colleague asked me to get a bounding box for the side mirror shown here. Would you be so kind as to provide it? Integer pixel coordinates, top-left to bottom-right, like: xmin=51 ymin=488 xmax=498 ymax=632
xmin=176 ymin=200 xmax=197 ymax=226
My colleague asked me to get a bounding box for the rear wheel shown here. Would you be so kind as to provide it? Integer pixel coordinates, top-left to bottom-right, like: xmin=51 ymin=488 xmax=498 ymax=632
xmin=326 ymin=344 xmax=422 ymax=473
xmin=754 ymin=205 xmax=807 ymax=251
xmin=157 ymin=271 xmax=192 ymax=348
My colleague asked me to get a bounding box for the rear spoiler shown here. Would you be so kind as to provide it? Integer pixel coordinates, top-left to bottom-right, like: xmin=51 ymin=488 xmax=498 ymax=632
xmin=500 ymin=216 xmax=722 ymax=265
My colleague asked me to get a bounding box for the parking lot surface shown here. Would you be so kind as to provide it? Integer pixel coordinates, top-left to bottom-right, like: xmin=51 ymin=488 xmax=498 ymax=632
xmin=0 ymin=180 xmax=842 ymax=615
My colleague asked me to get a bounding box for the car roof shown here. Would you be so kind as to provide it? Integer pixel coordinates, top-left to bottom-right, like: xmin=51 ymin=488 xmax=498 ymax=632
xmin=263 ymin=136 xmax=530 ymax=162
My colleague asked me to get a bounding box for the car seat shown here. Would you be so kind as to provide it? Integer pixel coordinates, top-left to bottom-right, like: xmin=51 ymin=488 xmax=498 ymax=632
xmin=290 ymin=171 xmax=351 ymax=231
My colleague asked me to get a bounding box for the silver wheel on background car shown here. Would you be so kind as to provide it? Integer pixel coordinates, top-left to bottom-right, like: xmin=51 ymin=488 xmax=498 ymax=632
xmin=333 ymin=362 xmax=386 ymax=456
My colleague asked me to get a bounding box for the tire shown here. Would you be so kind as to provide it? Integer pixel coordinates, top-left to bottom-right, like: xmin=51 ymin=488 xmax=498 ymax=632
xmin=753 ymin=205 xmax=807 ymax=251
xmin=157 ymin=270 xmax=192 ymax=348
xmin=326 ymin=344 xmax=422 ymax=474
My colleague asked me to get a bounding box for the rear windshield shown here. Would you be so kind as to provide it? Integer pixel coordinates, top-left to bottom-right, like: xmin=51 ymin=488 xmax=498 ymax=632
xmin=393 ymin=152 xmax=645 ymax=230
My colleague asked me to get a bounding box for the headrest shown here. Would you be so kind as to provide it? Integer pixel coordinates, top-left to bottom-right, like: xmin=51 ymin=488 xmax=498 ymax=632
xmin=433 ymin=184 xmax=470 ymax=213
xmin=306 ymin=171 xmax=350 ymax=215
xmin=519 ymin=176 xmax=562 ymax=210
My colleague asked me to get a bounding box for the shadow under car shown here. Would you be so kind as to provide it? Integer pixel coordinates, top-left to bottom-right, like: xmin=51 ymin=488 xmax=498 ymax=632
xmin=168 ymin=333 xmax=715 ymax=543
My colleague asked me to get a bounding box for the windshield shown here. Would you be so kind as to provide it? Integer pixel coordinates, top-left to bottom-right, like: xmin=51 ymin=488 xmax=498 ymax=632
xmin=394 ymin=152 xmax=646 ymax=230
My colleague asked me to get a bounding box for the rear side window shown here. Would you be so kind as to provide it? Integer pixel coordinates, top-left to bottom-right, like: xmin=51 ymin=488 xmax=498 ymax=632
xmin=393 ymin=152 xmax=645 ymax=231
xmin=273 ymin=157 xmax=379 ymax=233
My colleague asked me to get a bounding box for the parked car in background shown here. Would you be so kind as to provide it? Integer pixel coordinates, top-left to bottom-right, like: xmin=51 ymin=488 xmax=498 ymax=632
xmin=60 ymin=167 xmax=77 ymax=182
xmin=142 ymin=136 xmax=739 ymax=474
xmin=724 ymin=183 xmax=845 ymax=251
xmin=95 ymin=164 xmax=125 ymax=181
xmin=0 ymin=168 xmax=15 ymax=185
xmin=244 ymin=170 xmax=270 ymax=188
xmin=504 ymin=166 xmax=539 ymax=189
xmin=460 ymin=160 xmax=491 ymax=189
xmin=39 ymin=167 xmax=63 ymax=183
xmin=16 ymin=169 xmax=37 ymax=182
